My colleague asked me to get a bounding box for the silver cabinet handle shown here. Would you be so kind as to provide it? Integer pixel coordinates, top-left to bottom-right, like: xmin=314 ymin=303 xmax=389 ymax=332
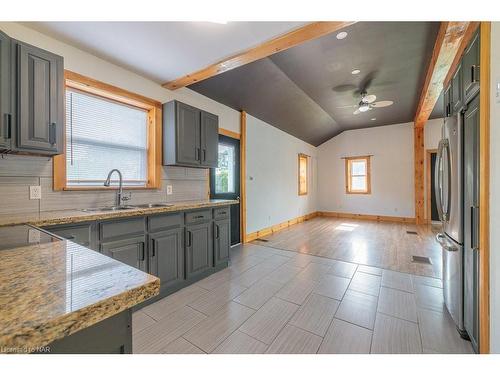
xmin=49 ymin=122 xmax=56 ymax=144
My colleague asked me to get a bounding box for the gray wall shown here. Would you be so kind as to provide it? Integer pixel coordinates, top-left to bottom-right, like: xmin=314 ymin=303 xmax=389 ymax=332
xmin=0 ymin=154 xmax=208 ymax=214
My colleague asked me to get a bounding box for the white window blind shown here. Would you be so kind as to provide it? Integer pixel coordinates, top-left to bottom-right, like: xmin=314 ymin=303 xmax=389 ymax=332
xmin=65 ymin=88 xmax=148 ymax=187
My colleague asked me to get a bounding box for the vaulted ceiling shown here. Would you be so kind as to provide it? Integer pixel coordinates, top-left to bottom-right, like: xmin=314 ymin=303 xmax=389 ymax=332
xmin=190 ymin=22 xmax=443 ymax=146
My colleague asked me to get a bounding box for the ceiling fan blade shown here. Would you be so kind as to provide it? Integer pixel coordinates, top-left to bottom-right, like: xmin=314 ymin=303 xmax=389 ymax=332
xmin=363 ymin=94 xmax=377 ymax=104
xmin=336 ymin=104 xmax=358 ymax=109
xmin=359 ymin=70 xmax=379 ymax=92
xmin=353 ymin=109 xmax=361 ymax=115
xmin=332 ymin=84 xmax=357 ymax=93
xmin=371 ymin=100 xmax=394 ymax=108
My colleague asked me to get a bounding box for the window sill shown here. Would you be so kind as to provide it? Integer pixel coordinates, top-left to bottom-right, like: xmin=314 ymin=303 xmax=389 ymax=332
xmin=57 ymin=186 xmax=160 ymax=192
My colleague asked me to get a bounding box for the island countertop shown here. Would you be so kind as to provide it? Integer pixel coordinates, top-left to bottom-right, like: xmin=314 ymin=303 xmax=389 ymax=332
xmin=0 ymin=199 xmax=239 ymax=228
xmin=0 ymin=228 xmax=160 ymax=351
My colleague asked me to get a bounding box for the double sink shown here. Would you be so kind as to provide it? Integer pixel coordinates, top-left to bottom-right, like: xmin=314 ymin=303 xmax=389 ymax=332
xmin=82 ymin=203 xmax=174 ymax=212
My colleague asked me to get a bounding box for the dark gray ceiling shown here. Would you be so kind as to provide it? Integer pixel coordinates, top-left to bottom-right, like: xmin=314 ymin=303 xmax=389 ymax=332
xmin=190 ymin=22 xmax=443 ymax=146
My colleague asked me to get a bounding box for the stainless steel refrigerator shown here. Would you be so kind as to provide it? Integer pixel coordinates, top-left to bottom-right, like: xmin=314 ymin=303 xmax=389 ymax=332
xmin=435 ymin=111 xmax=467 ymax=337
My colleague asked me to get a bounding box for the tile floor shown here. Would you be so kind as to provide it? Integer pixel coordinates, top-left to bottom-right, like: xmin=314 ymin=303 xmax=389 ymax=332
xmin=133 ymin=242 xmax=473 ymax=354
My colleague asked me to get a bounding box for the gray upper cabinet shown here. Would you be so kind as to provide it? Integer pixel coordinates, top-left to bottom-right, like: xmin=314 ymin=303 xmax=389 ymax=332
xmin=0 ymin=31 xmax=12 ymax=150
xmin=163 ymin=100 xmax=219 ymax=168
xmin=462 ymin=31 xmax=480 ymax=103
xmin=13 ymin=41 xmax=64 ymax=154
xmin=101 ymin=235 xmax=147 ymax=272
xmin=148 ymin=228 xmax=184 ymax=292
xmin=214 ymin=219 xmax=230 ymax=266
xmin=451 ymin=62 xmax=462 ymax=114
xmin=185 ymin=221 xmax=213 ymax=279
xmin=444 ymin=84 xmax=452 ymax=118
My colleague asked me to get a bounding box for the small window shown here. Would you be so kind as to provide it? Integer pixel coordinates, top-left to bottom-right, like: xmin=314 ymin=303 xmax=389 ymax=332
xmin=345 ymin=156 xmax=371 ymax=194
xmin=215 ymin=143 xmax=236 ymax=193
xmin=54 ymin=71 xmax=162 ymax=190
xmin=298 ymin=153 xmax=308 ymax=196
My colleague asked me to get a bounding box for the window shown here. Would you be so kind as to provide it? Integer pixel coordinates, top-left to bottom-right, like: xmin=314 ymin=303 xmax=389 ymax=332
xmin=54 ymin=71 xmax=162 ymax=190
xmin=215 ymin=143 xmax=236 ymax=193
xmin=345 ymin=156 xmax=371 ymax=194
xmin=298 ymin=153 xmax=308 ymax=195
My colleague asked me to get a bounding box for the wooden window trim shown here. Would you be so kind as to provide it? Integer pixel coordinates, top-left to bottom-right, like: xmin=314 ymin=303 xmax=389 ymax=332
xmin=53 ymin=70 xmax=162 ymax=191
xmin=345 ymin=156 xmax=371 ymax=195
xmin=298 ymin=153 xmax=309 ymax=196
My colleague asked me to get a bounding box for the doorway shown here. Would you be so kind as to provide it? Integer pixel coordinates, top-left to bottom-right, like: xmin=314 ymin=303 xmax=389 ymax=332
xmin=427 ymin=150 xmax=439 ymax=223
xmin=209 ymin=134 xmax=241 ymax=245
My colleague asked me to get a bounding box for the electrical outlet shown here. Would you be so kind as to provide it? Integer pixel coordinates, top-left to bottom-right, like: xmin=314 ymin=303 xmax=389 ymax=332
xmin=166 ymin=185 xmax=173 ymax=195
xmin=29 ymin=185 xmax=42 ymax=200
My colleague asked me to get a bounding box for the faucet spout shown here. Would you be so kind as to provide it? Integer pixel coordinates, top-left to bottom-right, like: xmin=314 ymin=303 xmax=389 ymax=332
xmin=104 ymin=169 xmax=123 ymax=207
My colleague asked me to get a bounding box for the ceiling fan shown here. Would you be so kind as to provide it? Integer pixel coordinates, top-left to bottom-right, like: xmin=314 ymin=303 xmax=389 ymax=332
xmin=333 ymin=71 xmax=394 ymax=115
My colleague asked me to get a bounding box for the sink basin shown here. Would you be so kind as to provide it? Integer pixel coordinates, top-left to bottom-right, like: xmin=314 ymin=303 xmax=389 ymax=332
xmin=81 ymin=205 xmax=137 ymax=212
xmin=134 ymin=203 xmax=174 ymax=208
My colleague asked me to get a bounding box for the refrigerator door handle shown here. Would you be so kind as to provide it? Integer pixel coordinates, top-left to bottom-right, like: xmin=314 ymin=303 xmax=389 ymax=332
xmin=435 ymin=140 xmax=444 ymax=222
xmin=471 ymin=206 xmax=479 ymax=251
xmin=436 ymin=233 xmax=459 ymax=252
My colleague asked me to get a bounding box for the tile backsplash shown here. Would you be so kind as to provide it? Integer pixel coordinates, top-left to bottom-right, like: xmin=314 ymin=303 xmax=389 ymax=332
xmin=0 ymin=154 xmax=208 ymax=214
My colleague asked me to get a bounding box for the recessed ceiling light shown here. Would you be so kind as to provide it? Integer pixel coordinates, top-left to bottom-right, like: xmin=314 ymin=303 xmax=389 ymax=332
xmin=208 ymin=21 xmax=228 ymax=24
xmin=371 ymin=118 xmax=376 ymax=121
xmin=336 ymin=31 xmax=348 ymax=40
xmin=351 ymin=69 xmax=361 ymax=75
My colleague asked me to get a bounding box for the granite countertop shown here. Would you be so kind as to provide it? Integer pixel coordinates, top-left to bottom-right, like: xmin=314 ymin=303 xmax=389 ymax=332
xmin=0 ymin=231 xmax=160 ymax=350
xmin=0 ymin=199 xmax=239 ymax=228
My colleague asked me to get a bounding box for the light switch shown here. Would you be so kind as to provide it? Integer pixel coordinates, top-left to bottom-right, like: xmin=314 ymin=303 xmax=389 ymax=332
xmin=29 ymin=185 xmax=42 ymax=200
xmin=166 ymin=185 xmax=173 ymax=195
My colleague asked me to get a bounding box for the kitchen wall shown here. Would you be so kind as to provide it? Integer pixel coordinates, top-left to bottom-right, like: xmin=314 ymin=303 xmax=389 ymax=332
xmin=489 ymin=21 xmax=500 ymax=353
xmin=0 ymin=22 xmax=241 ymax=214
xmin=246 ymin=114 xmax=317 ymax=234
xmin=317 ymin=119 xmax=442 ymax=218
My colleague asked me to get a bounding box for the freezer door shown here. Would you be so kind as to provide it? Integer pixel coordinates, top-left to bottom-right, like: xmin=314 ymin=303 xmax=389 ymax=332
xmin=437 ymin=233 xmax=464 ymax=332
xmin=442 ymin=115 xmax=463 ymax=244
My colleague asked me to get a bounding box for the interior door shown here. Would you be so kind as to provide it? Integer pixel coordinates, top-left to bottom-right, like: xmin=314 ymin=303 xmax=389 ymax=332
xmin=209 ymin=134 xmax=241 ymax=245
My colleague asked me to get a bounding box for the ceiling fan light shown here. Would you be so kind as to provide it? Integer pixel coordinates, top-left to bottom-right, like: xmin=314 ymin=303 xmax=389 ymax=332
xmin=359 ymin=103 xmax=370 ymax=112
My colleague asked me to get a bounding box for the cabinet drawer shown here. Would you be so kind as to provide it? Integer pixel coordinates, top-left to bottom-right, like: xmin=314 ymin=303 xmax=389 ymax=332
xmin=185 ymin=209 xmax=212 ymax=224
xmin=100 ymin=217 xmax=145 ymax=241
xmin=45 ymin=223 xmax=93 ymax=246
xmin=213 ymin=207 xmax=230 ymax=221
xmin=148 ymin=212 xmax=183 ymax=232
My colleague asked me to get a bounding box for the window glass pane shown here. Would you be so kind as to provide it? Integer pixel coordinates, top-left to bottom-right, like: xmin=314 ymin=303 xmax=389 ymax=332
xmin=351 ymin=160 xmax=366 ymax=175
xmin=215 ymin=143 xmax=235 ymax=193
xmin=299 ymin=155 xmax=308 ymax=195
xmin=351 ymin=176 xmax=367 ymax=191
xmin=65 ymin=89 xmax=148 ymax=186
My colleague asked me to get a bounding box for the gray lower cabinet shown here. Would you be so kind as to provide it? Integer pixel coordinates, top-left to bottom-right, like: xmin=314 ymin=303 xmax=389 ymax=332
xmin=101 ymin=236 xmax=147 ymax=272
xmin=148 ymin=228 xmax=184 ymax=292
xmin=214 ymin=219 xmax=230 ymax=266
xmin=185 ymin=221 xmax=213 ymax=279
xmin=43 ymin=222 xmax=97 ymax=250
xmin=12 ymin=40 xmax=64 ymax=154
xmin=0 ymin=30 xmax=12 ymax=150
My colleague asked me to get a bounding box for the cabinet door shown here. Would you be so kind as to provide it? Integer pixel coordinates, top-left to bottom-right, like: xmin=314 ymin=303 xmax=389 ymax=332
xmin=200 ymin=111 xmax=219 ymax=167
xmin=451 ymin=63 xmax=462 ymax=114
xmin=462 ymin=31 xmax=480 ymax=103
xmin=443 ymin=84 xmax=452 ymax=118
xmin=176 ymin=101 xmax=201 ymax=166
xmin=101 ymin=236 xmax=147 ymax=272
xmin=0 ymin=31 xmax=11 ymax=150
xmin=149 ymin=228 xmax=184 ymax=291
xmin=15 ymin=41 xmax=64 ymax=154
xmin=214 ymin=219 xmax=230 ymax=266
xmin=185 ymin=222 xmax=213 ymax=279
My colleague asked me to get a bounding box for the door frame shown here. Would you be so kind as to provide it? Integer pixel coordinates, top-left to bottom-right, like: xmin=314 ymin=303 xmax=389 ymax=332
xmin=426 ymin=148 xmax=438 ymax=224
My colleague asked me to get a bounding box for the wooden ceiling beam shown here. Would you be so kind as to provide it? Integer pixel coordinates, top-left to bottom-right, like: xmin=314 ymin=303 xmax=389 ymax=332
xmin=414 ymin=21 xmax=470 ymax=128
xmin=163 ymin=21 xmax=356 ymax=90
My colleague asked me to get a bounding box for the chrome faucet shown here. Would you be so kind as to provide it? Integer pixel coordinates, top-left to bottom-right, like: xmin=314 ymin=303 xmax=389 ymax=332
xmin=104 ymin=169 xmax=130 ymax=206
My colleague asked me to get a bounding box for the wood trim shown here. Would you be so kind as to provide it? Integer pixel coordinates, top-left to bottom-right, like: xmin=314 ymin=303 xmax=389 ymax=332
xmin=319 ymin=211 xmax=416 ymax=224
xmin=414 ymin=22 xmax=470 ymax=128
xmin=344 ymin=155 xmax=371 ymax=194
xmin=414 ymin=126 xmax=425 ymax=224
xmin=298 ymin=153 xmax=309 ymax=196
xmin=240 ymin=111 xmax=247 ymax=244
xmin=426 ymin=149 xmax=438 ymax=223
xmin=479 ymin=21 xmax=490 ymax=354
xmin=163 ymin=22 xmax=356 ymax=90
xmin=245 ymin=212 xmax=319 ymax=242
xmin=219 ymin=128 xmax=240 ymax=139
xmin=54 ymin=71 xmax=162 ymax=191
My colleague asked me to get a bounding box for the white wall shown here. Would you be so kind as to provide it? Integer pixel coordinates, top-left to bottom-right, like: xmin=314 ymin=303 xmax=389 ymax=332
xmin=246 ymin=115 xmax=317 ymax=233
xmin=317 ymin=120 xmax=442 ymax=218
xmin=489 ymin=22 xmax=500 ymax=353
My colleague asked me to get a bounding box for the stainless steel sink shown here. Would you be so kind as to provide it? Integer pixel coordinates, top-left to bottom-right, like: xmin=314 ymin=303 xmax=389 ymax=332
xmin=81 ymin=205 xmax=137 ymax=212
xmin=134 ymin=203 xmax=174 ymax=208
